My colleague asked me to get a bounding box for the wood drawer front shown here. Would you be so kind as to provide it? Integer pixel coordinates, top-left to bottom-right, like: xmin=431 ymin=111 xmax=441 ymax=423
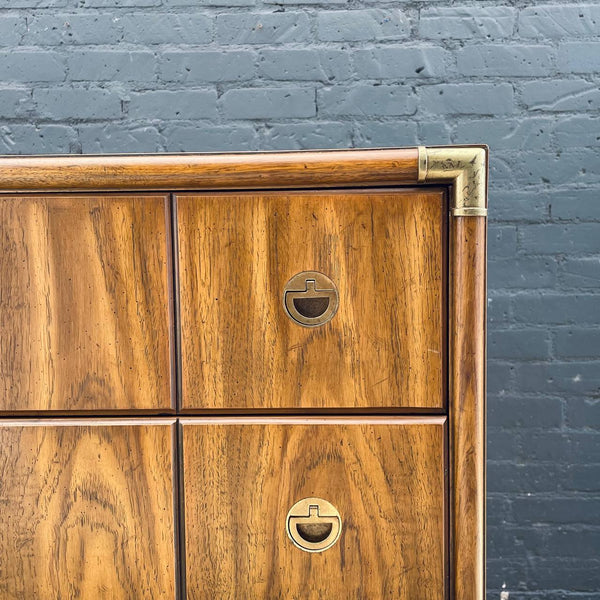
xmin=181 ymin=418 xmax=447 ymax=599
xmin=0 ymin=195 xmax=173 ymax=412
xmin=0 ymin=420 xmax=177 ymax=599
xmin=177 ymin=189 xmax=446 ymax=410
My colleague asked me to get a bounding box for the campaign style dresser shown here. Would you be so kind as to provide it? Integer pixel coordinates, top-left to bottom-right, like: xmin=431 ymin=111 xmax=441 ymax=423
xmin=0 ymin=146 xmax=487 ymax=599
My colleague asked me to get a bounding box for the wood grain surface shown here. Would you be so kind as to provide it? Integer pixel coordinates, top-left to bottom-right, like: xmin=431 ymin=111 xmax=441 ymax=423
xmin=181 ymin=417 xmax=446 ymax=599
xmin=0 ymin=421 xmax=176 ymax=599
xmin=450 ymin=217 xmax=487 ymax=600
xmin=0 ymin=149 xmax=419 ymax=192
xmin=0 ymin=194 xmax=173 ymax=412
xmin=178 ymin=189 xmax=445 ymax=410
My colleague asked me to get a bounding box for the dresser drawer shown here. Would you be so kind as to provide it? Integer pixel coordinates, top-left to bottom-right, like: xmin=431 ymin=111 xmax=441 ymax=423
xmin=177 ymin=189 xmax=446 ymax=410
xmin=0 ymin=420 xmax=177 ymax=599
xmin=181 ymin=417 xmax=447 ymax=599
xmin=0 ymin=195 xmax=173 ymax=412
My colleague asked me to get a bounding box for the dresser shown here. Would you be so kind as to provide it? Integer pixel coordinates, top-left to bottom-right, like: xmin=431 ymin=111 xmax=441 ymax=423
xmin=0 ymin=146 xmax=487 ymax=599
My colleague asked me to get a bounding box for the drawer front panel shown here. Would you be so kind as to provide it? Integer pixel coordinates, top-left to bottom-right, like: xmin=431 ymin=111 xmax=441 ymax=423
xmin=0 ymin=195 xmax=173 ymax=412
xmin=181 ymin=418 xmax=447 ymax=599
xmin=177 ymin=189 xmax=446 ymax=410
xmin=0 ymin=421 xmax=176 ymax=599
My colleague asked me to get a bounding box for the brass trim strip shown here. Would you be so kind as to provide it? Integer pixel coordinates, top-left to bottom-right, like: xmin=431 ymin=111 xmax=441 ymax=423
xmin=451 ymin=207 xmax=488 ymax=217
xmin=418 ymin=146 xmax=488 ymax=218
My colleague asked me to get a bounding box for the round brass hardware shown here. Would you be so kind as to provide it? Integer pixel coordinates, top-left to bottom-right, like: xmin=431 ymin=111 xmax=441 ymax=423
xmin=286 ymin=497 xmax=342 ymax=553
xmin=282 ymin=271 xmax=339 ymax=328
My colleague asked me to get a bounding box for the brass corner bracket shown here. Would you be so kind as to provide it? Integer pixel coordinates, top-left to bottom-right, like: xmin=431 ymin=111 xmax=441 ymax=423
xmin=418 ymin=146 xmax=488 ymax=217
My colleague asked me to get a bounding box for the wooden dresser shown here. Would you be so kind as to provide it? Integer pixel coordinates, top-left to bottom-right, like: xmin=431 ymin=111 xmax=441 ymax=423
xmin=0 ymin=147 xmax=487 ymax=599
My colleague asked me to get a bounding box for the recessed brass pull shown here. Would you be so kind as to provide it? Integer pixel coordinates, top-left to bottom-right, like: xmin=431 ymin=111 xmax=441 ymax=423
xmin=283 ymin=272 xmax=339 ymax=327
xmin=286 ymin=498 xmax=342 ymax=553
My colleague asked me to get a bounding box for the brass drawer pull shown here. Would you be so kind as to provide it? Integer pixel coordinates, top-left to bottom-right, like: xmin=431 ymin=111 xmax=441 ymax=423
xmin=283 ymin=272 xmax=339 ymax=327
xmin=286 ymin=498 xmax=342 ymax=553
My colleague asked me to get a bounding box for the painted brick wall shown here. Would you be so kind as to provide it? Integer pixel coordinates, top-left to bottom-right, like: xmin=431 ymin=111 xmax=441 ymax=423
xmin=1 ymin=1 xmax=599 ymax=597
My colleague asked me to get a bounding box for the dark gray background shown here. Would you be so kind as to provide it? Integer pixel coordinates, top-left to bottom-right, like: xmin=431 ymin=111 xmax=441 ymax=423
xmin=1 ymin=0 xmax=599 ymax=597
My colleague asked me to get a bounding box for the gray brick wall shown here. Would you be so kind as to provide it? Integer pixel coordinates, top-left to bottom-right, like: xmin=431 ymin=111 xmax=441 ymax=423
xmin=1 ymin=1 xmax=599 ymax=597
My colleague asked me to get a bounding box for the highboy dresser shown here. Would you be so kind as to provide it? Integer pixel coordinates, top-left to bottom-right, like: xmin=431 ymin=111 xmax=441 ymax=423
xmin=0 ymin=146 xmax=487 ymax=599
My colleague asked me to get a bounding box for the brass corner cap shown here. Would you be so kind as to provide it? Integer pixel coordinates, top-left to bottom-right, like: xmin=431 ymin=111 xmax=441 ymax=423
xmin=418 ymin=146 xmax=488 ymax=217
